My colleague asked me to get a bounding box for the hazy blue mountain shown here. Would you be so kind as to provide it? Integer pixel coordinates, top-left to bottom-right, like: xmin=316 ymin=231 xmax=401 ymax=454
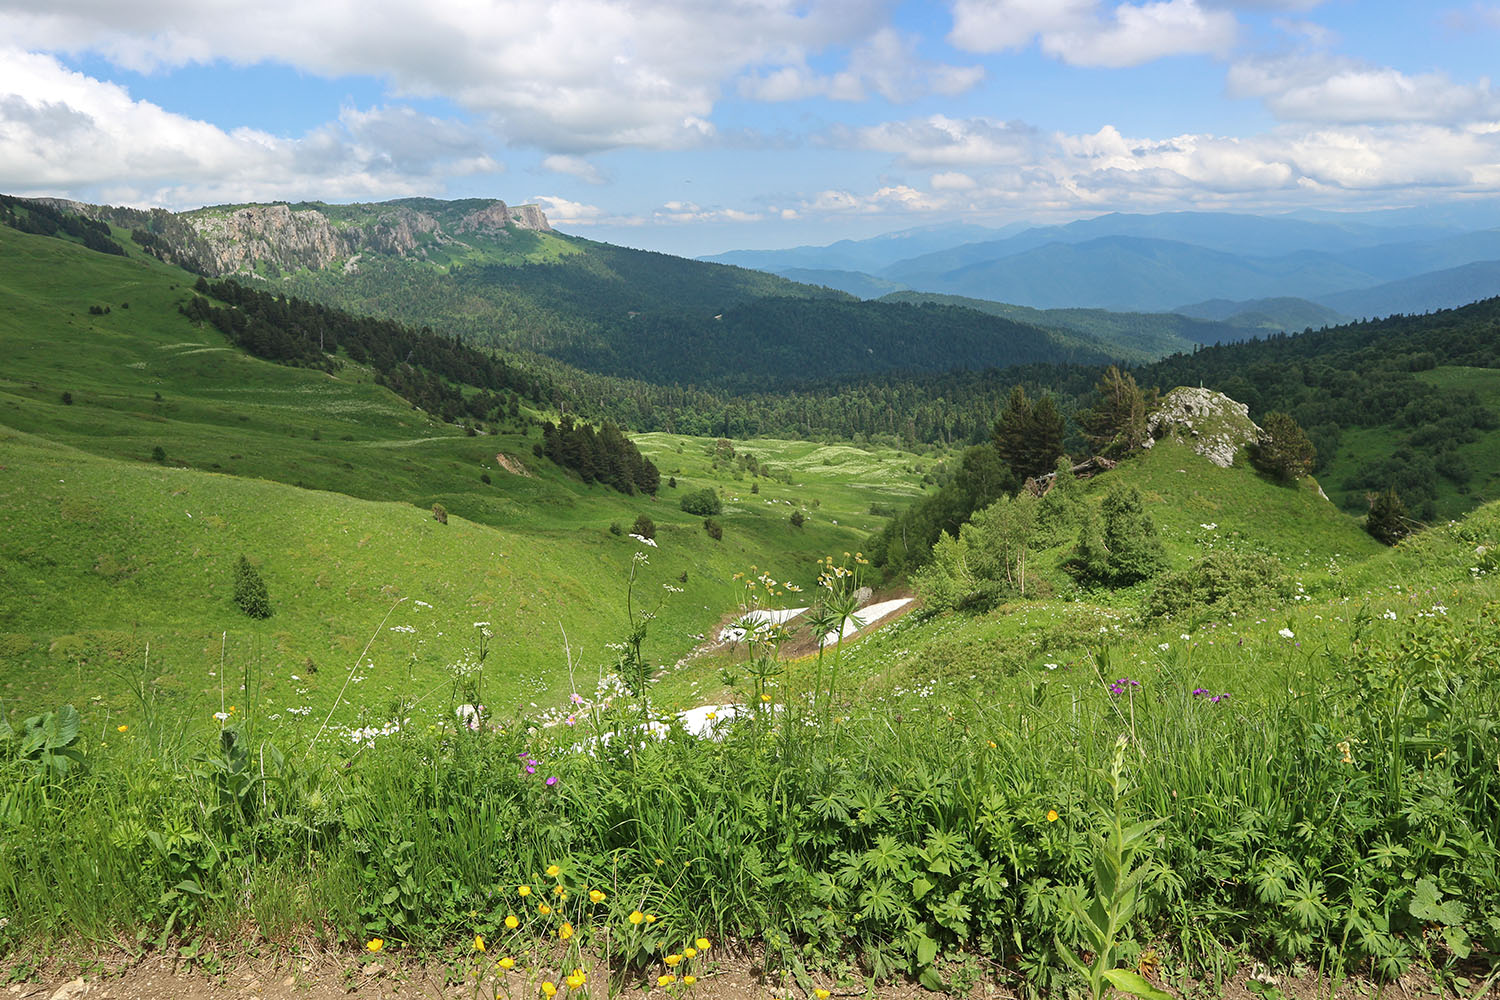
xmin=770 ymin=267 xmax=907 ymax=298
xmin=699 ymin=221 xmax=1018 ymax=274
xmin=883 ymin=235 xmax=1386 ymax=311
xmin=1174 ymin=297 xmax=1348 ymax=331
xmin=1329 ymin=229 xmax=1500 ymax=283
xmin=1316 ymin=260 xmax=1500 ymax=318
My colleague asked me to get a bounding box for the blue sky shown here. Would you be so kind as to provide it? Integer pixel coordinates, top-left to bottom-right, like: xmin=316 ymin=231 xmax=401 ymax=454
xmin=2 ymin=1 xmax=1499 ymax=256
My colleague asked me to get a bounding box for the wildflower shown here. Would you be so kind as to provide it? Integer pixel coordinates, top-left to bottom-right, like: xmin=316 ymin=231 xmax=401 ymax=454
xmin=760 ymin=694 xmax=772 ymax=703
xmin=1047 ymin=809 xmax=1059 ymax=823
xmin=499 ymin=958 xmax=516 ymax=971
xmin=213 ymin=711 xmax=229 ymax=722
xmin=1337 ymin=740 xmax=1353 ymax=764
xmin=567 ymin=970 xmax=586 ymax=990
xmin=559 ymin=922 xmax=574 ymax=941
xmin=474 ymin=935 xmax=486 ymax=952
xmin=658 ymin=975 xmax=676 ymax=987
xmin=554 ymin=884 xmax=567 ymax=896
xmin=683 ymin=947 xmax=697 ymax=958
xmin=695 ymin=938 xmax=710 ymax=950
xmin=366 ymin=938 xmax=384 ymax=953
xmin=665 ymin=954 xmax=683 ymax=967
xmin=1278 ymin=627 xmax=1295 ymax=640
xmin=629 ymin=910 xmax=645 ymax=925
xmin=987 ymin=740 xmax=997 ymax=749
xmin=683 ymin=976 xmax=697 ymax=986
xmin=546 ymin=776 xmax=559 ymax=786
xmin=117 ymin=725 xmax=128 ymax=733
xmin=547 ymin=864 xmax=561 ymax=877
xmin=644 ymin=913 xmax=657 ymax=923
xmin=539 ymin=903 xmax=552 ymax=915
xmin=815 ymin=991 xmax=831 ymax=999
xmin=505 ymin=914 xmax=519 ymax=929
xmin=590 ymin=889 xmax=606 ymax=903
xmin=543 ymin=982 xmax=558 ymax=997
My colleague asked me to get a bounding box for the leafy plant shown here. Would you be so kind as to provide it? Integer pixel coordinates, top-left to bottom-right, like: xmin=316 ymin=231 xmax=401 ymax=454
xmin=232 ymin=554 xmax=273 ymax=619
xmin=0 ymin=703 xmax=86 ymax=780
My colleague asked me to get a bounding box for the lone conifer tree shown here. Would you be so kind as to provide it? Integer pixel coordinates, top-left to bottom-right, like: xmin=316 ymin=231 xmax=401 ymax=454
xmin=233 ymin=555 xmax=273 ymax=619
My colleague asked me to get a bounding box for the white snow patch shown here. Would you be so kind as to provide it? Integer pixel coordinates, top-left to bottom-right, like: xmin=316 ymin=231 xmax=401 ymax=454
xmin=718 ymin=607 xmax=807 ymax=643
xmin=821 ymin=598 xmax=912 ymax=647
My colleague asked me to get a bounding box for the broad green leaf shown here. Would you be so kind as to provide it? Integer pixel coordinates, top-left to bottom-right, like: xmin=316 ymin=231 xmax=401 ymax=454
xmin=1103 ymin=968 xmax=1175 ymax=1000
xmin=918 ymin=967 xmax=945 ymax=992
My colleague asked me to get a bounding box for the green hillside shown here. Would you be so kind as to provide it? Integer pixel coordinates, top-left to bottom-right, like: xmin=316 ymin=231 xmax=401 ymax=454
xmin=0 ymin=221 xmax=930 ymax=720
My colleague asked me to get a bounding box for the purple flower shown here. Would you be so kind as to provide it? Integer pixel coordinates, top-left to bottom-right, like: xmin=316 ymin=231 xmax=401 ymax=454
xmin=525 ymin=764 xmax=536 ymax=774
xmin=546 ymin=776 xmax=558 ymax=786
xmin=1192 ymin=688 xmax=1209 ymax=697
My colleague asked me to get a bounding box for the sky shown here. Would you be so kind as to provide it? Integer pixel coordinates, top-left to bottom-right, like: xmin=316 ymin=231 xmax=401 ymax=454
xmin=2 ymin=1 xmax=1500 ymax=257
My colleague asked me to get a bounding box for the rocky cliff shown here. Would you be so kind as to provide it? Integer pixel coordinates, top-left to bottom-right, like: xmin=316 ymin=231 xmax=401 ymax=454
xmin=173 ymin=198 xmax=552 ymax=277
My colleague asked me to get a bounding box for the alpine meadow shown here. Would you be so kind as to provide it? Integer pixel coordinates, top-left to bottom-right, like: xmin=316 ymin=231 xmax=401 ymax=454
xmin=4 ymin=6 xmax=1500 ymax=1000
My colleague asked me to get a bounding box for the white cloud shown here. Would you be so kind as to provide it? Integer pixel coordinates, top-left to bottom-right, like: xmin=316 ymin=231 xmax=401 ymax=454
xmin=542 ymin=154 xmax=605 ymax=184
xmin=949 ymin=0 xmax=1236 ymax=67
xmin=738 ymin=28 xmax=983 ymax=103
xmin=1229 ymin=55 xmax=1500 ymax=123
xmin=0 ymin=0 xmax=894 ymax=153
xmin=931 ymin=171 xmax=977 ymax=190
xmin=0 ymin=48 xmax=496 ymax=206
xmin=654 ymin=201 xmax=764 ymax=223
xmin=528 ymin=195 xmax=612 ymax=225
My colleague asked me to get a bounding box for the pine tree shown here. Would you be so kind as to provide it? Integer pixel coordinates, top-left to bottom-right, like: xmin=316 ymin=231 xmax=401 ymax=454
xmin=1365 ymin=487 xmax=1412 ymax=545
xmin=233 ymin=555 xmax=273 ymax=619
xmin=1078 ymin=366 xmax=1152 ymax=457
xmin=993 ymin=385 xmax=1065 ymax=482
xmin=1251 ymin=411 xmax=1316 ymax=483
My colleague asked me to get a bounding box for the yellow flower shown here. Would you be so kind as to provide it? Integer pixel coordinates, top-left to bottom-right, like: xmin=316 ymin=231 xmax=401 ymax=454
xmin=658 ymin=975 xmax=676 ymax=987
xmin=644 ymin=913 xmax=657 ymax=923
xmin=664 ymin=954 xmax=683 ymax=967
xmin=694 ymin=938 xmax=710 ymax=951
xmin=559 ymin=922 xmax=574 ymax=941
xmin=542 ymin=983 xmax=558 ymax=998
xmin=499 ymin=958 xmax=516 ymax=971
xmin=683 ymin=947 xmax=697 ymax=958
xmin=539 ymin=903 xmax=552 ymax=915
xmin=815 ymin=990 xmax=831 ymax=999
xmin=589 ymin=889 xmax=606 ymax=903
xmin=519 ymin=885 xmax=532 ymax=897
xmin=566 ymin=970 xmax=586 ymax=990
xmin=474 ymin=935 xmax=486 ymax=952
xmin=683 ymin=976 xmax=697 ymax=986
xmin=654 ymin=858 xmax=664 ymax=866
xmin=1047 ymin=809 xmax=1059 ymax=823
xmin=987 ymin=740 xmax=997 ymax=749
xmin=760 ymin=694 xmax=772 ymax=703
xmin=554 ymin=884 xmax=566 ymax=896
xmin=366 ymin=938 xmax=384 ymax=953
xmin=546 ymin=864 xmax=561 ymax=877
xmin=505 ymin=914 xmax=519 ymax=929
xmin=629 ymin=910 xmax=645 ymax=925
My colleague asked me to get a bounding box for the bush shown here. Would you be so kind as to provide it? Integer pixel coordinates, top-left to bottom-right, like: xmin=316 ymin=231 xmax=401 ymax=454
xmin=790 ymin=510 xmax=806 ymax=528
xmin=1366 ymin=487 xmax=1412 ymax=545
xmin=609 ymin=521 xmax=623 ymax=536
xmin=480 ymin=472 xmax=491 ymax=485
xmin=667 ymin=476 xmax=677 ymax=489
xmin=679 ymin=488 xmax=721 ymax=517
xmin=151 ymin=445 xmax=166 ymax=464
xmin=432 ymin=503 xmax=448 ymax=524
xmin=60 ymin=391 xmax=73 ymax=405
xmin=1145 ymin=550 xmax=1291 ymax=619
xmin=1251 ymin=411 xmax=1316 ymax=483
xmin=232 ymin=555 xmax=272 ymax=619
xmin=632 ymin=515 xmax=655 ymax=540
xmin=703 ymin=518 xmax=723 ymax=541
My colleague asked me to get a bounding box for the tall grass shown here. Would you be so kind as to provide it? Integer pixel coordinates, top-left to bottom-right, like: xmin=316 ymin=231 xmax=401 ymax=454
xmin=3 ymin=597 xmax=1498 ymax=991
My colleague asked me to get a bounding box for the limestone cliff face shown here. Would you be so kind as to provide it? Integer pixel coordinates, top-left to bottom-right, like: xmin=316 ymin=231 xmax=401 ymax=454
xmin=182 ymin=198 xmax=552 ymax=276
xmin=1143 ymin=386 xmax=1260 ymax=468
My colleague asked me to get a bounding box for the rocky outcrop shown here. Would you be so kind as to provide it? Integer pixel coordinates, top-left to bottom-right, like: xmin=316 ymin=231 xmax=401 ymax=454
xmin=178 ymin=198 xmax=552 ymax=276
xmin=1143 ymin=386 xmax=1260 ymax=468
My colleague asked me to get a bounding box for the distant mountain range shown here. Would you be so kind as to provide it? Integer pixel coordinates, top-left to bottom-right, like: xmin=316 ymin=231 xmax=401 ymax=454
xmin=702 ymin=209 xmax=1500 ymax=323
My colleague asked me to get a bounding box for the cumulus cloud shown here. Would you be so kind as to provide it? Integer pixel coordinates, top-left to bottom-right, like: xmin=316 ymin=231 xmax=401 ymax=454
xmin=542 ymin=154 xmax=606 ymax=184
xmin=0 ymin=48 xmax=496 ymax=206
xmin=1229 ymin=54 xmax=1500 ymax=123
xmin=528 ymin=195 xmax=612 ymax=225
xmin=738 ymin=28 xmax=983 ymax=103
xmin=0 ymin=0 xmax=893 ymax=153
xmin=824 ymin=112 xmax=1500 ymax=221
xmin=949 ymin=0 xmax=1236 ymax=67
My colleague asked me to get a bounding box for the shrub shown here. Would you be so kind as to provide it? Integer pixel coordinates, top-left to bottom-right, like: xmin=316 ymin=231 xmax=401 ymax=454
xmin=703 ymin=518 xmax=723 ymax=541
xmin=679 ymin=488 xmax=721 ymax=517
xmin=480 ymin=472 xmax=491 ymax=485
xmin=609 ymin=521 xmax=623 ymax=536
xmin=1145 ymin=550 xmax=1290 ymax=619
xmin=667 ymin=476 xmax=677 ymax=489
xmin=432 ymin=503 xmax=448 ymax=524
xmin=1366 ymin=487 xmax=1412 ymax=545
xmin=60 ymin=391 xmax=73 ymax=406
xmin=790 ymin=510 xmax=806 ymax=528
xmin=232 ymin=555 xmax=272 ymax=619
xmin=151 ymin=445 xmax=166 ymax=464
xmin=1251 ymin=411 xmax=1316 ymax=483
xmin=632 ymin=515 xmax=655 ymax=540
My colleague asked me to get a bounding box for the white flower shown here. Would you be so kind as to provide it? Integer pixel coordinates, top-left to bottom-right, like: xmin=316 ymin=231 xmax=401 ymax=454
xmin=1278 ymin=628 xmax=1295 ymax=640
xmin=1383 ymin=610 xmax=1398 ymax=620
xmin=473 ymin=621 xmax=490 ymax=628
xmin=1157 ymin=642 xmax=1170 ymax=652
xmin=213 ymin=711 xmax=230 ymax=721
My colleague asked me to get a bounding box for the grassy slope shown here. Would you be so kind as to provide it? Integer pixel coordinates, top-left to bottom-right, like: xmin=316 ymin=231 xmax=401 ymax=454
xmin=1317 ymin=365 xmax=1500 ymax=520
xmin=0 ymin=224 xmax=930 ymax=728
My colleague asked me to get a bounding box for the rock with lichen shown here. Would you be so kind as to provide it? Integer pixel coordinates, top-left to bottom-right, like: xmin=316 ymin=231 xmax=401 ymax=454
xmin=1143 ymin=386 xmax=1260 ymax=468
